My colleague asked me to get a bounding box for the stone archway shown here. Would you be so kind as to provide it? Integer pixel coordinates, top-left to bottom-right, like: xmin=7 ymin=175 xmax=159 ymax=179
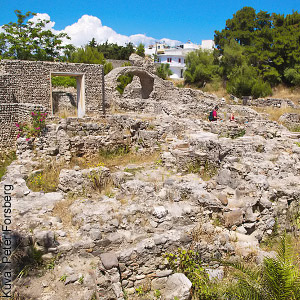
xmin=105 ymin=66 xmax=155 ymax=100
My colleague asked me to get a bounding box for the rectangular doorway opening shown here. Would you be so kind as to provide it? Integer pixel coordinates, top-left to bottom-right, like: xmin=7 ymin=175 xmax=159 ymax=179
xmin=50 ymin=72 xmax=85 ymax=118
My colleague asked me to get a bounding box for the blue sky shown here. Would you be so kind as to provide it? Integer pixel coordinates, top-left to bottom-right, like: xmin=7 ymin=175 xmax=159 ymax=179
xmin=0 ymin=0 xmax=299 ymax=46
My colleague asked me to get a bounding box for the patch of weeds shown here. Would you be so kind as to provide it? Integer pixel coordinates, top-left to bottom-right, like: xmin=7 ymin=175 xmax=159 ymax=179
xmin=295 ymin=142 xmax=300 ymax=147
xmin=46 ymin=253 xmax=61 ymax=270
xmin=0 ymin=151 xmax=17 ymax=180
xmin=123 ymin=289 xmax=128 ymax=300
xmin=260 ymin=218 xmax=280 ymax=251
xmin=154 ymin=289 xmax=161 ymax=299
xmin=26 ymin=162 xmax=61 ymax=192
xmin=98 ymin=145 xmax=130 ymax=159
xmin=87 ymin=169 xmax=111 ymax=192
xmin=230 ymin=129 xmax=246 ymax=139
xmin=164 ymin=248 xmax=219 ymax=299
xmin=78 ymin=275 xmax=84 ymax=284
xmin=89 ymin=292 xmax=98 ymax=300
xmin=256 ymin=144 xmax=265 ymax=153
xmin=155 ymin=158 xmax=163 ymax=166
xmin=105 ymin=190 xmax=115 ymax=198
xmin=288 ymin=125 xmax=300 ymax=132
xmin=16 ymin=246 xmax=44 ymax=279
xmin=186 ymin=160 xmax=218 ymax=181
xmin=59 ymin=274 xmax=67 ymax=282
xmin=213 ymin=216 xmax=222 ymax=227
xmin=138 ymin=138 xmax=144 ymax=146
xmin=124 ymin=166 xmax=143 ymax=175
xmin=147 ymin=123 xmax=155 ymax=130
xmin=135 ymin=286 xmax=144 ymax=296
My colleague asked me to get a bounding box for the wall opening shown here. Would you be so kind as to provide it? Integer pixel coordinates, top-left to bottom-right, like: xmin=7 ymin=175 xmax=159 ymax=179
xmin=116 ymin=70 xmax=154 ymax=99
xmin=50 ymin=72 xmax=85 ymax=118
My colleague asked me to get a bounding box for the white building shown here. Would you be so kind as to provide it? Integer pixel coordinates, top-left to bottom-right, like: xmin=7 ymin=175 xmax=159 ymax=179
xmin=146 ymin=40 xmax=215 ymax=79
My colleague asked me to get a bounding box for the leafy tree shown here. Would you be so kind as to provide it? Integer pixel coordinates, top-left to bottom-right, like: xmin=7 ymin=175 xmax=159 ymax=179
xmin=219 ymin=39 xmax=246 ymax=79
xmin=1 ymin=10 xmax=71 ymax=61
xmin=96 ymin=41 xmax=135 ymax=60
xmin=136 ymin=43 xmax=145 ymax=57
xmin=226 ymin=63 xmax=258 ymax=97
xmin=184 ymin=49 xmax=219 ymax=87
xmin=70 ymin=45 xmax=106 ymax=64
xmin=156 ymin=63 xmax=172 ymax=79
xmin=70 ymin=45 xmax=113 ymax=74
xmin=215 ymin=7 xmax=300 ymax=87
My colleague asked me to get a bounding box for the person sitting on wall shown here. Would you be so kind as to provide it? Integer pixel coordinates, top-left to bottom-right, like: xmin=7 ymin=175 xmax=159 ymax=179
xmin=209 ymin=106 xmax=219 ymax=121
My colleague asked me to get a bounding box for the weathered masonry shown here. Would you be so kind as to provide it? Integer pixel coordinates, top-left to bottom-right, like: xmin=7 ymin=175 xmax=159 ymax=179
xmin=0 ymin=59 xmax=104 ymax=148
xmin=0 ymin=59 xmax=104 ymax=117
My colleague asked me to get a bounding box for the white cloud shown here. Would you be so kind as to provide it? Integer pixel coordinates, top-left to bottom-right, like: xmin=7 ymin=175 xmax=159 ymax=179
xmin=27 ymin=13 xmax=182 ymax=48
xmin=29 ymin=13 xmax=56 ymax=31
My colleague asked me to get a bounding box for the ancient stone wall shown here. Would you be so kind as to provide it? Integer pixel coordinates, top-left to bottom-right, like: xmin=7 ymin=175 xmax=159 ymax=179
xmin=249 ymin=98 xmax=295 ymax=108
xmin=0 ymin=59 xmax=104 ymax=114
xmin=0 ymin=103 xmax=45 ymax=148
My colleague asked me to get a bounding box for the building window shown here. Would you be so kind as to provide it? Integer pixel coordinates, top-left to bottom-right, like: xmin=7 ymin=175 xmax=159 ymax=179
xmin=184 ymin=59 xmax=186 ymax=63
xmin=167 ymin=58 xmax=172 ymax=63
xmin=178 ymin=58 xmax=181 ymax=63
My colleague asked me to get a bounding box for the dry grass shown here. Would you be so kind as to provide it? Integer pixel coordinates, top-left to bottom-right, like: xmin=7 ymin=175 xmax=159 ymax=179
xmin=52 ymin=196 xmax=76 ymax=228
xmin=272 ymin=84 xmax=300 ymax=104
xmin=0 ymin=151 xmax=16 ymax=181
xmin=56 ymin=108 xmax=77 ymax=119
xmin=72 ymin=148 xmax=161 ymax=170
xmin=26 ymin=161 xmax=63 ymax=192
xmin=253 ymin=106 xmax=300 ymax=122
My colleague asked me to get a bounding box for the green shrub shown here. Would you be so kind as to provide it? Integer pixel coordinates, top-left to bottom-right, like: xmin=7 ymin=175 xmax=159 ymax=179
xmin=156 ymin=63 xmax=172 ymax=79
xmin=284 ymin=67 xmax=300 ymax=86
xmin=164 ymin=248 xmax=220 ymax=299
xmin=16 ymin=110 xmax=47 ymax=139
xmin=251 ymin=79 xmax=272 ymax=98
xmin=51 ymin=76 xmax=77 ymax=88
xmin=116 ymin=62 xmax=134 ymax=94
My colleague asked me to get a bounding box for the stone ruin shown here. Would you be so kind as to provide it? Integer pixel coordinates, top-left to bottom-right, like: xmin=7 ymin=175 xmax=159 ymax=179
xmin=0 ymin=59 xmax=104 ymax=147
xmin=0 ymin=56 xmax=300 ymax=300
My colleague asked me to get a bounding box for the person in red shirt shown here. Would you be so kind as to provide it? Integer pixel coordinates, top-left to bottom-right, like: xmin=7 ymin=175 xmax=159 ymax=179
xmin=209 ymin=106 xmax=219 ymax=121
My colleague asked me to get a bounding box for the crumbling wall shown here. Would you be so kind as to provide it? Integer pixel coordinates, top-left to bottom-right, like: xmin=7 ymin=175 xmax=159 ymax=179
xmin=249 ymin=98 xmax=295 ymax=108
xmin=0 ymin=60 xmax=104 ymax=114
xmin=0 ymin=103 xmax=45 ymax=148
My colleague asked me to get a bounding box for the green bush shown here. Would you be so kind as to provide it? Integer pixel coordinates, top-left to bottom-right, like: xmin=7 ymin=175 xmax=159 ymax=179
xmin=227 ymin=64 xmax=272 ymax=98
xmin=226 ymin=64 xmax=257 ymax=97
xmin=184 ymin=49 xmax=220 ymax=87
xmin=164 ymin=248 xmax=220 ymax=299
xmin=116 ymin=62 xmax=133 ymax=94
xmin=156 ymin=63 xmax=172 ymax=79
xmin=51 ymin=76 xmax=77 ymax=88
xmin=251 ymin=79 xmax=272 ymax=98
xmin=284 ymin=67 xmax=300 ymax=86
